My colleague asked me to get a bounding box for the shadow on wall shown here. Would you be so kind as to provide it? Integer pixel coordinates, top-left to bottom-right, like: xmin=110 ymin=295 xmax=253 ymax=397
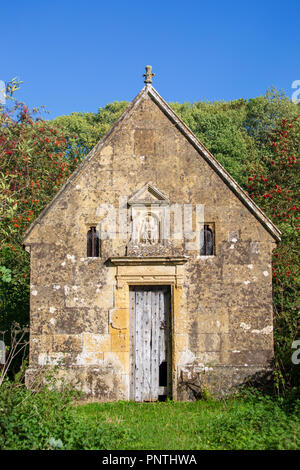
xmin=177 ymin=363 xmax=274 ymax=400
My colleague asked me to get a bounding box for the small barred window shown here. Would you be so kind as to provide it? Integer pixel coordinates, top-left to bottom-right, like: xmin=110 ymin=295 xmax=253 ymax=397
xmin=87 ymin=227 xmax=100 ymax=257
xmin=200 ymin=224 xmax=214 ymax=256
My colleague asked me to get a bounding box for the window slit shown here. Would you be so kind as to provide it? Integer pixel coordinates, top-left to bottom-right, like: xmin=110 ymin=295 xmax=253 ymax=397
xmin=200 ymin=224 xmax=214 ymax=256
xmin=87 ymin=226 xmax=100 ymax=257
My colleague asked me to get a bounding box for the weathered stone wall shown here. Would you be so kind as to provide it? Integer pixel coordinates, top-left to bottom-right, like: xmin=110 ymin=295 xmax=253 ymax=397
xmin=24 ymin=89 xmax=277 ymax=400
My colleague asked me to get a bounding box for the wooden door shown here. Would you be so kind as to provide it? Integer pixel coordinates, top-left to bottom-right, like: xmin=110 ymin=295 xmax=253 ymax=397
xmin=130 ymin=286 xmax=171 ymax=402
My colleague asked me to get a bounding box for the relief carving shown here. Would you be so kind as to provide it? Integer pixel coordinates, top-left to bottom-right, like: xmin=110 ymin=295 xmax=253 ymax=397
xmin=139 ymin=214 xmax=160 ymax=245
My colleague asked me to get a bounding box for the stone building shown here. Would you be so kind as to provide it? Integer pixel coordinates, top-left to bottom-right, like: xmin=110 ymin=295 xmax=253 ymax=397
xmin=23 ymin=67 xmax=281 ymax=400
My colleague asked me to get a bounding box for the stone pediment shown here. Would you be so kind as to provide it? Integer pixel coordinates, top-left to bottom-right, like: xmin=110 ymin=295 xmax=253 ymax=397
xmin=128 ymin=183 xmax=169 ymax=207
xmin=126 ymin=183 xmax=172 ymax=256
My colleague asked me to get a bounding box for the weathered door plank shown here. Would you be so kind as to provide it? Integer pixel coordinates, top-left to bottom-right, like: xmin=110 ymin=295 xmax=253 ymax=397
xmin=135 ymin=290 xmax=143 ymax=402
xmin=143 ymin=289 xmax=152 ymax=400
xmin=151 ymin=290 xmax=159 ymax=401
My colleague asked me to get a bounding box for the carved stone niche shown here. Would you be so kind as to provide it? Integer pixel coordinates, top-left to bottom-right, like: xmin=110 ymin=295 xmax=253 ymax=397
xmin=126 ymin=183 xmax=172 ymax=256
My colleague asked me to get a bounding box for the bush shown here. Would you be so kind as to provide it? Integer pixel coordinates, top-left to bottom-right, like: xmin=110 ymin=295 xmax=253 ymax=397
xmin=0 ymin=377 xmax=128 ymax=450
xmin=247 ymin=114 xmax=300 ymax=392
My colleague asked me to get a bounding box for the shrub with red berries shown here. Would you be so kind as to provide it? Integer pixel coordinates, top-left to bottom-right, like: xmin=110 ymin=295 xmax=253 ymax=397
xmin=0 ymin=88 xmax=80 ymax=334
xmin=247 ymin=115 xmax=300 ymax=391
xmin=1 ymin=104 xmax=79 ymax=243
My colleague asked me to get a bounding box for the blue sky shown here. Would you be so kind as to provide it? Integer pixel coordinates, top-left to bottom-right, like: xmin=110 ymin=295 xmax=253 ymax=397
xmin=1 ymin=0 xmax=299 ymax=118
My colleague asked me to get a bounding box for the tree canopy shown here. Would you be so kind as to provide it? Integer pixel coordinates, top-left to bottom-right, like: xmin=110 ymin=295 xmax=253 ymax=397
xmin=53 ymin=88 xmax=299 ymax=188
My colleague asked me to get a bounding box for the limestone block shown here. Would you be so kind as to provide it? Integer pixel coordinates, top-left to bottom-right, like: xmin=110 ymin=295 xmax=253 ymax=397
xmin=110 ymin=308 xmax=128 ymax=330
xmin=82 ymin=333 xmax=111 ymax=353
xmin=110 ymin=329 xmax=129 ymax=352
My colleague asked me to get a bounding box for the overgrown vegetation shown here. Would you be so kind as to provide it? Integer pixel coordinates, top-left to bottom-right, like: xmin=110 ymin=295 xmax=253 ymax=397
xmin=0 ymin=376 xmax=298 ymax=450
xmin=0 ymin=376 xmax=130 ymax=450
xmin=53 ymin=88 xmax=299 ymax=187
xmin=247 ymin=114 xmax=300 ymax=392
xmin=0 ymin=83 xmax=78 ymax=373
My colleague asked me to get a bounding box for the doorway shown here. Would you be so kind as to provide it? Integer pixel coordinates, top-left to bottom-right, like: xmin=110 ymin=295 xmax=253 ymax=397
xmin=129 ymin=286 xmax=171 ymax=401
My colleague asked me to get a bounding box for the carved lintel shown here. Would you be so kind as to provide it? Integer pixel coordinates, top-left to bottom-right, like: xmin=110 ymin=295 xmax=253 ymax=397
xmin=109 ymin=256 xmax=188 ymax=266
xmin=116 ymin=274 xmax=178 ymax=286
xmin=113 ymin=257 xmax=187 ymax=288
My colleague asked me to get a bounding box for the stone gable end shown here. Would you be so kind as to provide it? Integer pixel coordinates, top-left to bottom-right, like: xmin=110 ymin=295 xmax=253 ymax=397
xmin=24 ymin=81 xmax=279 ymax=400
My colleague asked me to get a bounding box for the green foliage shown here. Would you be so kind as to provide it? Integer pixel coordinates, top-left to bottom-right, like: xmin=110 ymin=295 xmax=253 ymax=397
xmin=170 ymin=99 xmax=254 ymax=185
xmin=170 ymin=89 xmax=299 ymax=187
xmin=50 ymin=88 xmax=299 ymax=192
xmin=76 ymin=392 xmax=300 ymax=450
xmin=0 ymin=378 xmax=129 ymax=450
xmin=0 ymin=245 xmax=29 ymax=357
xmin=0 ymin=266 xmax=12 ymax=283
xmin=199 ymin=386 xmax=213 ymax=401
xmin=53 ymin=89 xmax=298 ymax=189
xmin=53 ymin=101 xmax=129 ymax=161
xmin=244 ymin=88 xmax=299 ymax=147
xmin=247 ymin=114 xmax=300 ymax=391
xmin=200 ymin=392 xmax=299 ymax=450
xmin=1 ymin=379 xmax=299 ymax=450
xmin=0 ymin=95 xmax=79 ymax=336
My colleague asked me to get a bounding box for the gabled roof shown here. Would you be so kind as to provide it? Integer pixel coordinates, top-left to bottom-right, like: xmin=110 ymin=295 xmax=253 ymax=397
xmin=128 ymin=183 xmax=170 ymax=206
xmin=23 ymin=84 xmax=281 ymax=243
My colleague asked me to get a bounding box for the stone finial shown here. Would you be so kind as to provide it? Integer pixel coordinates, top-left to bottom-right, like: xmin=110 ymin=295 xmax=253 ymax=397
xmin=143 ymin=65 xmax=155 ymax=84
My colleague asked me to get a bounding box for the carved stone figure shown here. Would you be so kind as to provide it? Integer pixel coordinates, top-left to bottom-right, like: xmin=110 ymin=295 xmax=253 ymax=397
xmin=140 ymin=215 xmax=159 ymax=245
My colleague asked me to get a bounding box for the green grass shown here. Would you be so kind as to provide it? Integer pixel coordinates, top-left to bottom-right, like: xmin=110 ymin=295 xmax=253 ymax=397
xmin=75 ymin=392 xmax=300 ymax=450
xmin=1 ymin=378 xmax=299 ymax=449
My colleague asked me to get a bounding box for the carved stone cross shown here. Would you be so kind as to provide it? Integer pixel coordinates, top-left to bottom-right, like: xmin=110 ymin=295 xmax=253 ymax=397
xmin=143 ymin=65 xmax=155 ymax=84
